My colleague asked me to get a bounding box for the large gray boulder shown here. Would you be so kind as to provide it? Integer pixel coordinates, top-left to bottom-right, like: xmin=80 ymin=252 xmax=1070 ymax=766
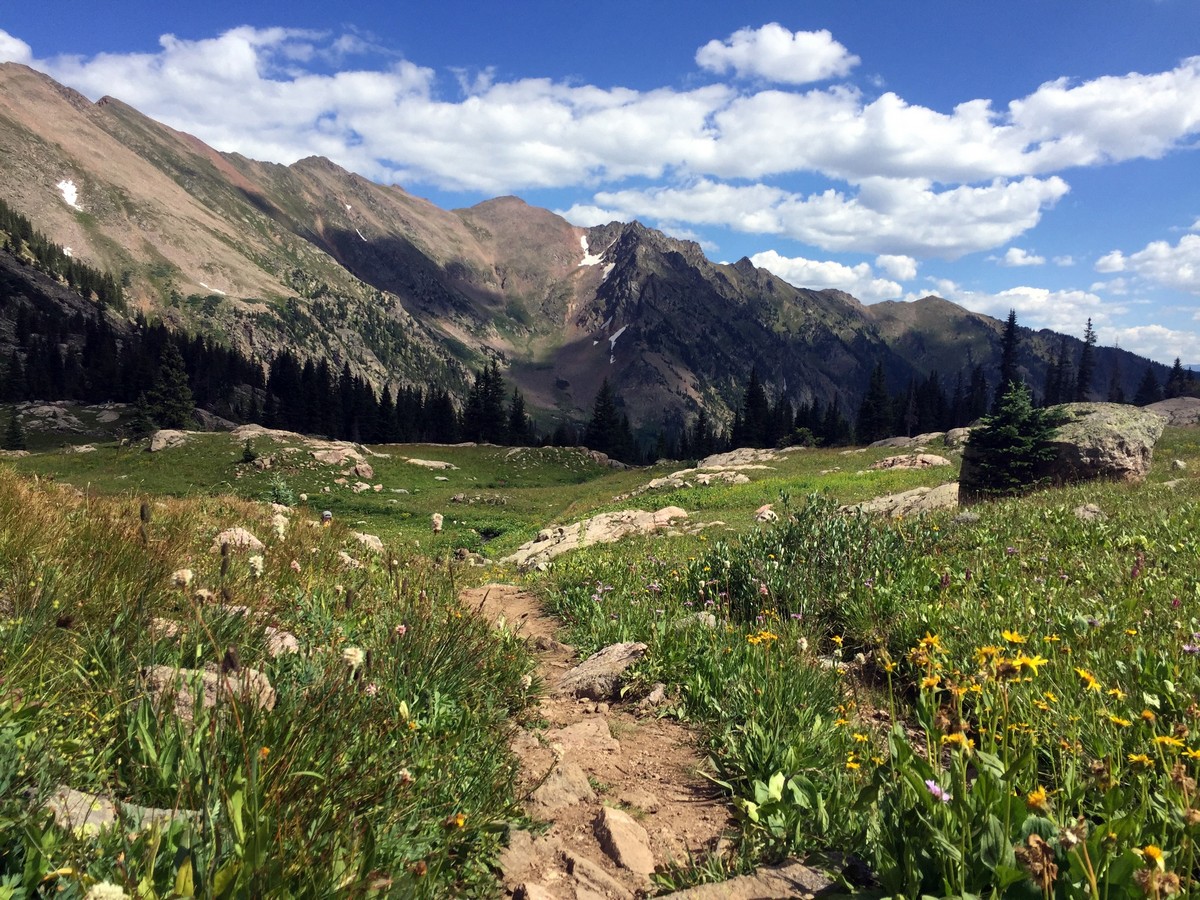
xmin=960 ymin=402 xmax=1164 ymax=500
xmin=1044 ymin=403 xmax=1165 ymax=483
xmin=1144 ymin=397 xmax=1200 ymax=427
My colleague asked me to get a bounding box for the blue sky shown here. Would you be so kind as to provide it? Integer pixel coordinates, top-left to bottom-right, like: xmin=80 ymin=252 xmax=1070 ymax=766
xmin=2 ymin=1 xmax=1199 ymax=363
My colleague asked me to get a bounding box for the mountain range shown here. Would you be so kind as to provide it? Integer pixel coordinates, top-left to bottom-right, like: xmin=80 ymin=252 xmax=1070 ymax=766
xmin=0 ymin=61 xmax=1171 ymax=437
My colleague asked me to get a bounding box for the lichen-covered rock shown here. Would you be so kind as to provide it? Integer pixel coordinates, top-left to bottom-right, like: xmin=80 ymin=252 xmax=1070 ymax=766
xmin=868 ymin=453 xmax=952 ymax=470
xmin=844 ymin=482 xmax=959 ymax=517
xmin=502 ymin=508 xmax=688 ymax=568
xmin=1144 ymin=397 xmax=1200 ymax=427
xmin=141 ymin=663 xmax=276 ymax=726
xmin=1044 ymin=403 xmax=1164 ymax=483
xmin=149 ymin=429 xmax=188 ymax=452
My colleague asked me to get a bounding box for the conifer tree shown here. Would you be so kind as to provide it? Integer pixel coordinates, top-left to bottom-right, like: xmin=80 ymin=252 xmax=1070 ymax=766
xmin=856 ymin=361 xmax=892 ymax=444
xmin=993 ymin=309 xmax=1020 ymax=411
xmin=1074 ymin=318 xmax=1097 ymax=401
xmin=3 ymin=410 xmax=26 ymax=451
xmin=962 ymin=382 xmax=1064 ymax=501
xmin=1134 ymin=365 xmax=1164 ymax=406
xmin=145 ymin=341 xmax=195 ymax=429
xmin=1165 ymin=358 xmax=1188 ymax=399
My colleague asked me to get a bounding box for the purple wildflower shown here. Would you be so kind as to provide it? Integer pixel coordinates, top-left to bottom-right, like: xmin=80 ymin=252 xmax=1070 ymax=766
xmin=925 ymin=779 xmax=952 ymax=803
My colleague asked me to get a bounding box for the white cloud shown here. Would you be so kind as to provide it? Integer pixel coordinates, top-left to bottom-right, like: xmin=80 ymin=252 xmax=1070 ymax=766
xmin=998 ymin=247 xmax=1046 ymax=267
xmin=875 ymin=254 xmax=918 ymax=280
xmin=1095 ymin=250 xmax=1127 ymax=273
xmin=695 ymin=24 xmax=859 ymax=85
xmin=930 ymin=281 xmax=1116 ymax=335
xmin=750 ymin=249 xmax=902 ymax=300
xmin=566 ymin=175 xmax=1068 ymax=259
xmin=1116 ymin=233 xmax=1200 ymax=294
xmin=0 ymin=29 xmax=32 ymax=64
xmin=1109 ymin=323 xmax=1200 ymax=363
xmin=1053 ymin=255 xmax=1075 ymax=266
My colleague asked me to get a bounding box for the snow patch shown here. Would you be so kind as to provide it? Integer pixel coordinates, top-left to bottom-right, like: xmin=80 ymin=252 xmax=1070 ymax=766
xmin=198 ymin=282 xmax=226 ymax=296
xmin=609 ymin=354 xmax=615 ymax=365
xmin=608 ymin=325 xmax=628 ymax=350
xmin=601 ymin=263 xmax=614 ymax=280
xmin=579 ymin=235 xmax=604 ymax=267
xmin=355 ymin=228 xmax=367 ymax=242
xmin=345 ymin=204 xmax=352 ymax=211
xmin=56 ymin=179 xmax=82 ymax=211
xmin=62 ymin=247 xmax=73 ymax=258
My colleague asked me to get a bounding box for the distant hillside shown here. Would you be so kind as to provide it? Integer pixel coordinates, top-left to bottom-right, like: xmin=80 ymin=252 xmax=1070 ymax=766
xmin=0 ymin=62 xmax=1173 ymax=438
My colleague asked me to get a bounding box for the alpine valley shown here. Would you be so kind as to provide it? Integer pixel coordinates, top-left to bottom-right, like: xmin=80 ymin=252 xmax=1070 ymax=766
xmin=0 ymin=62 xmax=1172 ymax=441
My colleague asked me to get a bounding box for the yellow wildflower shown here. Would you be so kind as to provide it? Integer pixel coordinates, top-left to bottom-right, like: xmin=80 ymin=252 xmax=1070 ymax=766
xmin=1128 ymin=753 xmax=1155 ymax=770
xmin=831 ymin=634 xmax=843 ymax=647
xmin=1107 ymin=687 xmax=1127 ymax=700
xmin=976 ymin=645 xmax=1001 ymax=665
xmin=1109 ymin=715 xmax=1132 ymax=727
xmin=1001 ymin=629 xmax=1026 ymax=644
xmin=1014 ymin=654 xmax=1049 ymax=676
xmin=1184 ymin=748 xmax=1200 ymax=760
xmin=921 ymin=675 xmax=940 ymax=690
xmin=1141 ymin=709 xmax=1157 ymax=723
xmin=1075 ymin=668 xmax=1101 ymax=692
xmin=918 ymin=632 xmax=945 ymax=654
xmin=1153 ymin=735 xmax=1185 ymax=748
xmin=1141 ymin=844 xmax=1165 ymax=870
xmin=1026 ymin=786 xmax=1051 ymax=814
xmin=1044 ymin=691 xmax=1058 ymax=703
xmin=853 ymin=733 xmax=870 ymax=743
xmin=941 ymin=732 xmax=974 ymax=751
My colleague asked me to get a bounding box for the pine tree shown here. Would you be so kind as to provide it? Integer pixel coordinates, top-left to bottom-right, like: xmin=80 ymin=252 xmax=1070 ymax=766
xmin=2 ymin=410 xmax=26 ymax=451
xmin=1133 ymin=365 xmax=1164 ymax=406
xmin=993 ymin=309 xmax=1021 ymax=411
xmin=856 ymin=361 xmax=892 ymax=444
xmin=585 ymin=379 xmax=623 ymax=455
xmin=1165 ymin=358 xmax=1188 ymax=399
xmin=1107 ymin=353 xmax=1125 ymax=404
xmin=962 ymin=382 xmax=1064 ymax=502
xmin=1074 ymin=318 xmax=1097 ymax=401
xmin=506 ymin=387 xmax=532 ymax=445
xmin=145 ymin=341 xmax=195 ymax=429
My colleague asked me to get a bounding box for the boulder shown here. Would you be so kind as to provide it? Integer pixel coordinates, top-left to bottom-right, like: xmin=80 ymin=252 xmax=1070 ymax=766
xmin=698 ymin=447 xmax=779 ymax=468
xmin=44 ymin=786 xmax=195 ymax=836
xmin=529 ymin=761 xmax=595 ymax=814
xmin=944 ymin=427 xmax=975 ymax=450
xmin=555 ymin=642 xmax=647 ymax=700
xmin=212 ymin=527 xmax=264 ymax=552
xmin=1044 ymin=403 xmax=1164 ymax=483
xmin=502 ymin=508 xmax=688 ymax=568
xmin=869 ymin=453 xmax=952 ymax=470
xmin=142 ymin=663 xmax=276 ymax=726
xmin=352 ymin=461 xmax=375 ymax=480
xmin=352 ymin=531 xmax=384 ymax=553
xmin=1144 ymin=397 xmax=1200 ymax=427
xmin=845 ymin=482 xmax=959 ymax=517
xmin=149 ymin=430 xmax=188 ymax=452
xmin=1074 ymin=503 xmax=1107 ymax=522
xmin=405 ymin=457 xmax=457 ymax=470
xmin=312 ymin=447 xmax=364 ymax=466
xmin=264 ymin=626 xmax=299 ymax=656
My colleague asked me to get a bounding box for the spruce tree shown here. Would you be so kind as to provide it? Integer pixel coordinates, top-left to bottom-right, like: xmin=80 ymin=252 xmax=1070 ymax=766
xmin=962 ymin=382 xmax=1064 ymax=501
xmin=1165 ymin=358 xmax=1188 ymax=399
xmin=3 ymin=410 xmax=26 ymax=451
xmin=145 ymin=341 xmax=195 ymax=430
xmin=856 ymin=361 xmax=892 ymax=444
xmin=1134 ymin=365 xmax=1164 ymax=406
xmin=1074 ymin=318 xmax=1096 ymax=401
xmin=993 ymin=309 xmax=1020 ymax=411
xmin=584 ymin=379 xmax=622 ymax=455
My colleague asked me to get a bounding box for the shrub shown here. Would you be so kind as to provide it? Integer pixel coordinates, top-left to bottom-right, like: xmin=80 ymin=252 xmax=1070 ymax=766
xmin=960 ymin=382 xmax=1064 ymax=502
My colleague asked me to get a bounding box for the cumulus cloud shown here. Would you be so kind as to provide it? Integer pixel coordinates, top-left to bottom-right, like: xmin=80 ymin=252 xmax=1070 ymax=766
xmin=0 ymin=29 xmax=32 ymax=64
xmin=998 ymin=247 xmax=1046 ymax=267
xmin=695 ymin=24 xmax=859 ymax=85
xmin=1053 ymin=255 xmax=1076 ymax=266
xmin=565 ymin=176 xmax=1068 ymax=259
xmin=929 ymin=280 xmax=1115 ymax=335
xmin=8 ymin=25 xmax=1200 ymax=261
xmin=1108 ymin=323 xmax=1200 ymax=363
xmin=875 ymin=254 xmax=918 ymax=280
xmin=749 ymin=249 xmax=903 ymax=300
xmin=1115 ymin=233 xmax=1200 ymax=294
xmin=1094 ymin=250 xmax=1126 ymax=273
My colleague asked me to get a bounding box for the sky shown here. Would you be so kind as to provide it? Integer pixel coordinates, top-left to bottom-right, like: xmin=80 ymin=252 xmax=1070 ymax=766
xmin=2 ymin=1 xmax=1199 ymax=364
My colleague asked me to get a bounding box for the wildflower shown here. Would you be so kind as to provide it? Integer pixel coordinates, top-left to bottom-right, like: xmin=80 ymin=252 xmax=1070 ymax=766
xmin=1184 ymin=643 xmax=1200 ymax=655
xmin=1141 ymin=844 xmax=1165 ymax=870
xmin=1128 ymin=753 xmax=1155 ymax=770
xmin=290 ymin=559 xmax=301 ymax=573
xmin=921 ymin=675 xmax=941 ymax=690
xmin=845 ymin=753 xmax=861 ymax=771
xmin=444 ymin=812 xmax=467 ymax=829
xmin=1109 ymin=715 xmax=1132 ymax=728
xmin=342 ymin=646 xmax=365 ymax=668
xmin=86 ymin=884 xmax=131 ymax=900
xmin=1154 ymin=735 xmax=1185 ymax=748
xmin=398 ymin=768 xmax=414 ymax=786
xmin=259 ymin=746 xmax=270 ymax=761
xmin=1013 ymin=654 xmax=1048 ymax=676
xmin=249 ymin=555 xmax=264 ymax=577
xmin=1026 ymin=785 xmax=1051 ymax=814
xmin=1108 ymin=687 xmax=1127 ymax=700
xmin=365 ymin=682 xmax=379 ymax=697
xmin=925 ymin=779 xmax=952 ymax=803
xmin=1141 ymin=709 xmax=1157 ymax=723
xmin=394 ymin=624 xmax=407 ymax=637
xmin=918 ymin=632 xmax=945 ymax=654
xmin=831 ymin=634 xmax=843 ymax=647
xmin=1001 ymin=629 xmax=1026 ymax=644
xmin=976 ymin=645 xmax=1001 ymax=665
xmin=1015 ymin=833 xmax=1058 ymax=892
xmin=1184 ymin=748 xmax=1200 ymax=760
xmin=853 ymin=733 xmax=870 ymax=743
xmin=1060 ymin=817 xmax=1088 ymax=849
xmin=942 ymin=732 xmax=974 ymax=752
xmin=1044 ymin=691 xmax=1058 ymax=703
xmin=1074 ymin=668 xmax=1101 ymax=692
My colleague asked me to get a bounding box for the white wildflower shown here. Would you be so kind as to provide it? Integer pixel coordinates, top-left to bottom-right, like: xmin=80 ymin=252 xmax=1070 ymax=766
xmin=342 ymin=646 xmax=365 ymax=668
xmin=86 ymin=883 xmax=130 ymax=900
xmin=248 ymin=555 xmax=264 ymax=578
xmin=171 ymin=568 xmax=194 ymax=588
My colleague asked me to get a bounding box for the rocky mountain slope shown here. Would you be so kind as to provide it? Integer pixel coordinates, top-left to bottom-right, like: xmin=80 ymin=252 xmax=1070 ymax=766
xmin=0 ymin=62 xmax=1168 ymax=434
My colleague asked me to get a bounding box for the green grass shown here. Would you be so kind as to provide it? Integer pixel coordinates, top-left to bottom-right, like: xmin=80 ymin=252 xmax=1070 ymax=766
xmin=4 ymin=424 xmax=1199 ymax=897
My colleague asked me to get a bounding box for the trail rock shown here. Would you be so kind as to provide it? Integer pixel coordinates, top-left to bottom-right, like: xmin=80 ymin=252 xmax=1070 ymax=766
xmin=547 ymin=719 xmax=621 ymax=755
xmin=149 ymin=430 xmax=188 ymax=452
xmin=555 ymin=642 xmax=647 ymax=701
xmin=529 ymin=761 xmax=596 ymax=814
xmin=594 ymin=806 xmax=656 ymax=876
xmin=869 ymin=452 xmax=952 ymax=470
xmin=503 ymin=508 xmax=688 ymax=568
xmin=844 ymin=482 xmax=958 ymax=517
xmin=657 ymin=860 xmax=833 ymax=899
xmin=563 ymin=851 xmax=635 ymax=900
xmin=141 ymin=663 xmax=276 ymax=726
xmin=212 ymin=527 xmax=264 ymax=552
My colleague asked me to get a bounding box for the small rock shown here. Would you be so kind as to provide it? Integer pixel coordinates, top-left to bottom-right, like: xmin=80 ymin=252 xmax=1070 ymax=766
xmin=869 ymin=453 xmax=952 ymax=471
xmin=142 ymin=663 xmax=276 ymax=726
xmin=529 ymin=761 xmax=596 ymax=814
xmin=338 ymin=550 xmax=363 ymax=569
xmin=264 ymin=626 xmax=299 ymax=656
xmin=271 ymin=513 xmax=289 ymax=538
xmin=656 ymin=860 xmax=833 ymax=899
xmin=353 ymin=461 xmax=375 ymax=480
xmin=150 ymin=618 xmax=182 ymax=640
xmin=594 ymin=806 xmax=656 ymax=876
xmin=754 ymin=504 xmax=777 ymax=523
xmin=953 ymin=511 xmax=981 ymax=525
xmin=212 ymin=528 xmax=264 ymax=552
xmin=555 ymin=642 xmax=648 ymax=701
xmin=1074 ymin=503 xmax=1107 ymax=522
xmin=638 ymin=683 xmax=668 ymax=710
xmin=434 ymin=475 xmax=449 ymax=482
xmin=1173 ymin=459 xmax=1188 ymax=471
xmin=352 ymin=531 xmax=384 ymax=553
xmin=563 ymin=851 xmax=634 ymax=900
xmin=617 ymin=787 xmax=662 ymax=814
xmin=148 ymin=430 xmax=188 ymax=452
xmin=352 ymin=482 xmax=371 ymax=493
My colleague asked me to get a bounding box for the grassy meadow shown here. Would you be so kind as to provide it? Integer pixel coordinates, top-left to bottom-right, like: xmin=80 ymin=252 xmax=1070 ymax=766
xmin=1 ymin=422 xmax=1198 ymax=897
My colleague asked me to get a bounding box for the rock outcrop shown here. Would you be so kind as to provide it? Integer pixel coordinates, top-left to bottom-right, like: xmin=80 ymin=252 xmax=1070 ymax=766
xmin=844 ymin=482 xmax=959 ymax=517
xmin=502 ymin=508 xmax=688 ymax=568
xmin=555 ymin=642 xmax=648 ymax=701
xmin=868 ymin=453 xmax=952 ymax=470
xmin=1144 ymin=397 xmax=1200 ymax=427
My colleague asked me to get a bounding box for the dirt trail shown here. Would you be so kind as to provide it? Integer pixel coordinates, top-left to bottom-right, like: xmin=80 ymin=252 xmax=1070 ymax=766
xmin=459 ymin=583 xmax=731 ymax=899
